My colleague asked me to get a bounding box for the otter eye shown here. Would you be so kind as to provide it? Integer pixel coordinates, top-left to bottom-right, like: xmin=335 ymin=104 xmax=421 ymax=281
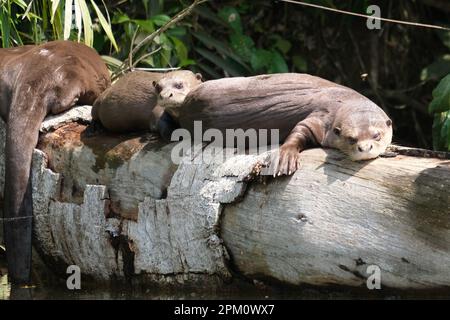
xmin=347 ymin=137 xmax=358 ymax=145
xmin=174 ymin=82 xmax=184 ymax=90
xmin=333 ymin=127 xmax=341 ymax=136
xmin=386 ymin=119 xmax=392 ymax=127
xmin=155 ymin=84 xmax=162 ymax=93
xmin=373 ymin=132 xmax=381 ymax=141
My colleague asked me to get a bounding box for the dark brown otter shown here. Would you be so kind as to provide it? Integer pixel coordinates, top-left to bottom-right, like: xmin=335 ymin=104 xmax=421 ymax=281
xmin=169 ymin=73 xmax=392 ymax=175
xmin=0 ymin=40 xmax=110 ymax=284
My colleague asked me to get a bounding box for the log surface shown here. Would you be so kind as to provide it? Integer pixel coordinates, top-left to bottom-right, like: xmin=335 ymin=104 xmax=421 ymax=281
xmin=1 ymin=107 xmax=450 ymax=289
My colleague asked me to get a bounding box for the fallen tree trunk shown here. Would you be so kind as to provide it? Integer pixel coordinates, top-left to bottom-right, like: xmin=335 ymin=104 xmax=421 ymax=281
xmin=1 ymin=106 xmax=450 ymax=290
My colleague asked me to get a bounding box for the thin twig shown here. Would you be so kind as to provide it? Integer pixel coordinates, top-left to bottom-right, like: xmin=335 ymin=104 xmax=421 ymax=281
xmin=113 ymin=0 xmax=207 ymax=79
xmin=129 ymin=25 xmax=141 ymax=68
xmin=132 ymin=46 xmax=162 ymax=67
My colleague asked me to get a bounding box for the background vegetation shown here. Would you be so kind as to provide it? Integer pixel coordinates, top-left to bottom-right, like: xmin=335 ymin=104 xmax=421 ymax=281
xmin=1 ymin=0 xmax=450 ymax=151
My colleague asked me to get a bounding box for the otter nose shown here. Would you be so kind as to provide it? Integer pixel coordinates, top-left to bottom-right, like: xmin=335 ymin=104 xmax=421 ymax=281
xmin=160 ymin=92 xmax=174 ymax=99
xmin=358 ymin=144 xmax=373 ymax=152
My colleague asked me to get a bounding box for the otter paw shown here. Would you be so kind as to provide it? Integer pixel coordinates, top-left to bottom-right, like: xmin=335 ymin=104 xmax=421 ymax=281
xmin=274 ymin=145 xmax=300 ymax=177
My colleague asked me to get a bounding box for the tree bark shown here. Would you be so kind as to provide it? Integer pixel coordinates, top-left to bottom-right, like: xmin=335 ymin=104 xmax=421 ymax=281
xmin=1 ymin=106 xmax=450 ymax=290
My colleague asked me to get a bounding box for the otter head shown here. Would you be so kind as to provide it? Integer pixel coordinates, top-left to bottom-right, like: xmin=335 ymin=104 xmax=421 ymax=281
xmin=153 ymin=70 xmax=202 ymax=119
xmin=330 ymin=103 xmax=393 ymax=161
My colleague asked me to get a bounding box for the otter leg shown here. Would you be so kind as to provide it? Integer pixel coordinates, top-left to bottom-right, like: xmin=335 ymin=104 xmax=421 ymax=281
xmin=3 ymin=86 xmax=82 ymax=284
xmin=275 ymin=117 xmax=325 ymax=176
xmin=157 ymin=111 xmax=179 ymax=141
xmin=3 ymin=101 xmax=45 ymax=284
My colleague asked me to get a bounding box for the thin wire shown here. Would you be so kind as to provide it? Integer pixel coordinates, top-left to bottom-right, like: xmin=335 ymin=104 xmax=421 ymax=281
xmin=280 ymin=0 xmax=450 ymax=31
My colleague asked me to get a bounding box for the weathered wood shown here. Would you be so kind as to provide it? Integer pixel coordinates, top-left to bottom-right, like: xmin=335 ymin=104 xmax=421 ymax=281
xmin=1 ymin=106 xmax=450 ymax=290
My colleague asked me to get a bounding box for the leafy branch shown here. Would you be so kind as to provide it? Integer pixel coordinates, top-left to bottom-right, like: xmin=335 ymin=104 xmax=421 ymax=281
xmin=112 ymin=0 xmax=208 ymax=80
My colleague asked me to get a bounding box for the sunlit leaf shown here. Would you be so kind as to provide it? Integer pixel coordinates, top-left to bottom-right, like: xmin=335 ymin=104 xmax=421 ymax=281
xmin=90 ymin=0 xmax=118 ymax=51
xmin=101 ymin=55 xmax=122 ymax=68
xmin=51 ymin=0 xmax=61 ymax=23
xmin=77 ymin=0 xmax=92 ymax=47
xmin=63 ymin=0 xmax=73 ymax=40
xmin=74 ymin=0 xmax=82 ymax=41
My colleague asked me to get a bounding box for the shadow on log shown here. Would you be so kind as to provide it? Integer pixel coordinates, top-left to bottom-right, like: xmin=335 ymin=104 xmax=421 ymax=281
xmin=1 ymin=106 xmax=450 ymax=291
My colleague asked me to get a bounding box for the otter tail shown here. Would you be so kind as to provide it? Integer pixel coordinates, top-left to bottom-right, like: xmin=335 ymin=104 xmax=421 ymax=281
xmin=3 ymin=98 xmax=44 ymax=284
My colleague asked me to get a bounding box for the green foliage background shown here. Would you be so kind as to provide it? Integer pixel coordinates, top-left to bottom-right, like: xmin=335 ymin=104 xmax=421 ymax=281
xmin=1 ymin=0 xmax=450 ymax=151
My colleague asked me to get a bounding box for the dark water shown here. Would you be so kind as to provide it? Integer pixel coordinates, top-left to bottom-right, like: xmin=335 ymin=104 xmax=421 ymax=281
xmin=1 ymin=254 xmax=449 ymax=300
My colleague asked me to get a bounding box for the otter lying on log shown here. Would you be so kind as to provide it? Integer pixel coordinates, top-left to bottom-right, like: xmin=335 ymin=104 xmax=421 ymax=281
xmin=93 ymin=70 xmax=202 ymax=139
xmin=0 ymin=41 xmax=110 ymax=284
xmin=155 ymin=73 xmax=392 ymax=176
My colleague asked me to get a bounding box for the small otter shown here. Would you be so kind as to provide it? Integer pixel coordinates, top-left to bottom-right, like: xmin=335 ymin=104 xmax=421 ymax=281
xmin=93 ymin=70 xmax=202 ymax=139
xmin=153 ymin=70 xmax=203 ymax=119
xmin=165 ymin=73 xmax=392 ymax=175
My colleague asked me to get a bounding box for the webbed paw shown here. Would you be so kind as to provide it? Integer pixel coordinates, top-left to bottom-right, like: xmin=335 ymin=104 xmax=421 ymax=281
xmin=273 ymin=144 xmax=300 ymax=177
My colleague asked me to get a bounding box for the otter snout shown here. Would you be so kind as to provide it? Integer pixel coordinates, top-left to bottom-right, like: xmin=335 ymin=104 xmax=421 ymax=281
xmin=357 ymin=142 xmax=373 ymax=153
xmin=160 ymin=92 xmax=173 ymax=99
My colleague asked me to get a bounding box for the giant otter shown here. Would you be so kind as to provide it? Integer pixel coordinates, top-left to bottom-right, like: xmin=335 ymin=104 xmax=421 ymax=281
xmin=0 ymin=41 xmax=110 ymax=284
xmin=93 ymin=70 xmax=202 ymax=139
xmin=157 ymin=73 xmax=392 ymax=175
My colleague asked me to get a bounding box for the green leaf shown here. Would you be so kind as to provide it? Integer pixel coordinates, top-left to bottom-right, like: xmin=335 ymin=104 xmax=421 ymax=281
xmin=170 ymin=36 xmax=188 ymax=62
xmin=230 ymin=33 xmax=254 ymax=61
xmin=151 ymin=14 xmax=170 ymax=26
xmin=132 ymin=19 xmax=154 ymax=33
xmin=112 ymin=12 xmax=130 ymax=24
xmin=90 ymin=0 xmax=118 ymax=51
xmin=429 ymin=73 xmax=450 ymax=113
xmin=179 ymin=58 xmax=195 ymax=68
xmin=0 ymin=7 xmax=11 ymax=47
xmin=420 ymin=55 xmax=450 ymax=81
xmin=268 ymin=51 xmax=289 ymax=74
xmin=433 ymin=111 xmax=450 ymax=151
xmin=250 ymin=49 xmax=272 ymax=72
xmin=218 ymin=7 xmax=242 ymax=34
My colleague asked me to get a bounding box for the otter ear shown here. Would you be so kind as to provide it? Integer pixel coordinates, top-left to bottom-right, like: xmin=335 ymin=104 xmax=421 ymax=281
xmin=333 ymin=127 xmax=341 ymax=136
xmin=386 ymin=119 xmax=392 ymax=127
xmin=195 ymin=73 xmax=203 ymax=81
xmin=152 ymin=81 xmax=157 ymax=88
